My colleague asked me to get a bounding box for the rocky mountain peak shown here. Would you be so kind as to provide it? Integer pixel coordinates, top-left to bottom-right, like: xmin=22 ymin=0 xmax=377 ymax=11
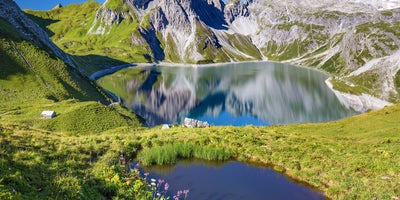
xmin=52 ymin=3 xmax=63 ymax=10
xmin=224 ymin=0 xmax=250 ymax=23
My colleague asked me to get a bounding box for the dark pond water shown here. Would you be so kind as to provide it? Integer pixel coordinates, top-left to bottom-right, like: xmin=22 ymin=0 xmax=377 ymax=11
xmin=97 ymin=62 xmax=355 ymax=126
xmin=141 ymin=159 xmax=325 ymax=200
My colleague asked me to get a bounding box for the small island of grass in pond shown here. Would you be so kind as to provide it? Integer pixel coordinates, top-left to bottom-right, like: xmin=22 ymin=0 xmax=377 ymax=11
xmin=97 ymin=62 xmax=357 ymax=126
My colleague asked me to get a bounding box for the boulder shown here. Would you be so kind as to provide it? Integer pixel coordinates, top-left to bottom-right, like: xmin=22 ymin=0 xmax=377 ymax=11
xmin=183 ymin=118 xmax=210 ymax=128
xmin=161 ymin=124 xmax=171 ymax=130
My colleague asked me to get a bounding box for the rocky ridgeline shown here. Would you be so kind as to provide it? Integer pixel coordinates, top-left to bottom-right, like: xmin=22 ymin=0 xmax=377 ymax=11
xmin=0 ymin=0 xmax=76 ymax=68
xmin=85 ymin=0 xmax=400 ymax=103
xmin=4 ymin=0 xmax=400 ymax=107
xmin=89 ymin=0 xmax=261 ymax=63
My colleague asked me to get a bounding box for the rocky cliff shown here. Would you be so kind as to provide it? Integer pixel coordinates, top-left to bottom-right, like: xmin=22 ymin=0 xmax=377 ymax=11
xmin=242 ymin=0 xmax=400 ymax=102
xmin=88 ymin=0 xmax=262 ymax=63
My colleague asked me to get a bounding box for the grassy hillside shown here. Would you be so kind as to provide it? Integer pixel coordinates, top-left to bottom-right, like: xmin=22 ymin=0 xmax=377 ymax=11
xmin=0 ymin=12 xmax=148 ymax=199
xmin=0 ymin=17 xmax=143 ymax=134
xmin=1 ymin=101 xmax=399 ymax=199
xmin=24 ymin=1 xmax=152 ymax=74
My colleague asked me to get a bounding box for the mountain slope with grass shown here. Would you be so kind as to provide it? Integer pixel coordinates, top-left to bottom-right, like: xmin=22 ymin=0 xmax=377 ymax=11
xmin=25 ymin=0 xmax=400 ymax=106
xmin=0 ymin=0 xmax=143 ymax=134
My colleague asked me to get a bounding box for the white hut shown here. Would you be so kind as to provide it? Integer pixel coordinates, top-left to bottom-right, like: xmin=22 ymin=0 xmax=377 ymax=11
xmin=41 ymin=111 xmax=56 ymax=119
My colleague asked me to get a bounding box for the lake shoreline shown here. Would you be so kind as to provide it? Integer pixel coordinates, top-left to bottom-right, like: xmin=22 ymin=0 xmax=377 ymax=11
xmin=96 ymin=62 xmax=354 ymax=126
xmin=325 ymin=78 xmax=392 ymax=112
xmin=90 ymin=60 xmax=391 ymax=114
xmin=89 ymin=60 xmax=334 ymax=81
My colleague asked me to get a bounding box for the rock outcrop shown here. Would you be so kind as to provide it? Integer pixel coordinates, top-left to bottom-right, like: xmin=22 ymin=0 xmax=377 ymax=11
xmin=88 ymin=0 xmax=262 ymax=63
xmin=184 ymin=118 xmax=210 ymax=128
xmin=52 ymin=3 xmax=63 ymax=10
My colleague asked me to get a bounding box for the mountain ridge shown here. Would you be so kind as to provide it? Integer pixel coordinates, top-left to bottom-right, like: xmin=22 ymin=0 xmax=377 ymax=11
xmin=23 ymin=0 xmax=400 ymax=104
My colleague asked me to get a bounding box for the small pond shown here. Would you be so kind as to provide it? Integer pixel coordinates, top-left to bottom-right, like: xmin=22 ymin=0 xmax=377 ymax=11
xmin=140 ymin=159 xmax=325 ymax=200
xmin=97 ymin=62 xmax=356 ymax=126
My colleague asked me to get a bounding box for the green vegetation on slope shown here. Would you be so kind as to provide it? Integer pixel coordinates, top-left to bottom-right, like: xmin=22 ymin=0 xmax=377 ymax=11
xmin=395 ymin=70 xmax=400 ymax=95
xmin=104 ymin=0 xmax=130 ymax=12
xmin=0 ymin=123 xmax=153 ymax=199
xmin=329 ymin=78 xmax=366 ymax=95
xmin=0 ymin=15 xmax=144 ymax=134
xmin=1 ymin=102 xmax=399 ymax=199
xmin=0 ymin=12 xmax=148 ymax=199
xmin=25 ymin=2 xmax=152 ymax=74
xmin=262 ymin=20 xmax=329 ymax=62
xmin=0 ymin=18 xmax=104 ymax=107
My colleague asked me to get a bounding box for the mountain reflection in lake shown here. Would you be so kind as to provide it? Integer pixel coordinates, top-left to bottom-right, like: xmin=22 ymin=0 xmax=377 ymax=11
xmin=142 ymin=160 xmax=325 ymax=200
xmin=97 ymin=62 xmax=355 ymax=126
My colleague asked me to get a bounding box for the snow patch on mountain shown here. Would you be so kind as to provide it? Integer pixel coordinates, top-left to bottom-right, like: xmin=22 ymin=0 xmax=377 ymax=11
xmin=229 ymin=16 xmax=259 ymax=36
xmin=348 ymin=0 xmax=400 ymax=10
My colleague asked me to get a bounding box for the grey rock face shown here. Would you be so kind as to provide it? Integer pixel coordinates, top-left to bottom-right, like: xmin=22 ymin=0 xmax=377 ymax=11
xmin=133 ymin=0 xmax=152 ymax=9
xmin=88 ymin=0 xmax=400 ymax=101
xmin=52 ymin=3 xmax=63 ymax=10
xmin=224 ymin=0 xmax=250 ymax=23
xmin=184 ymin=118 xmax=210 ymax=128
xmin=93 ymin=0 xmax=257 ymax=63
xmin=17 ymin=0 xmax=399 ymax=102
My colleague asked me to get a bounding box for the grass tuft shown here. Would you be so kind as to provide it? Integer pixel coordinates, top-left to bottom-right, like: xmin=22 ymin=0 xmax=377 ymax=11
xmin=137 ymin=144 xmax=230 ymax=166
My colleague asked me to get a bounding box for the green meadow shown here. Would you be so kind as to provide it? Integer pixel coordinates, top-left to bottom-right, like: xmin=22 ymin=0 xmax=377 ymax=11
xmin=1 ymin=103 xmax=399 ymax=199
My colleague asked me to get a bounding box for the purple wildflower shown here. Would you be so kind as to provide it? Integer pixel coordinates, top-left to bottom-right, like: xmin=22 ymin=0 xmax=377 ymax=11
xmin=156 ymin=179 xmax=162 ymax=187
xmin=164 ymin=182 xmax=169 ymax=191
xmin=144 ymin=172 xmax=149 ymax=180
xmin=177 ymin=190 xmax=183 ymax=196
xmin=183 ymin=189 xmax=189 ymax=199
xmin=12 ymin=188 xmax=16 ymax=193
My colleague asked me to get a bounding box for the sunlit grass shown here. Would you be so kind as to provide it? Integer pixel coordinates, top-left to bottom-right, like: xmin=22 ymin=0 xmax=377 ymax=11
xmin=1 ymin=103 xmax=400 ymax=199
xmin=138 ymin=144 xmax=230 ymax=166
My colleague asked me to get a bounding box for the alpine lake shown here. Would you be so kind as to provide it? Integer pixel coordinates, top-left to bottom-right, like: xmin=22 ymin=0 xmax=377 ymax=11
xmin=97 ymin=61 xmax=357 ymax=199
